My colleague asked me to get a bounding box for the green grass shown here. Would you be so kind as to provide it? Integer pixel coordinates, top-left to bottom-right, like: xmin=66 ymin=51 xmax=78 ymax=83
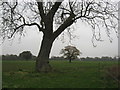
xmin=2 ymin=60 xmax=119 ymax=88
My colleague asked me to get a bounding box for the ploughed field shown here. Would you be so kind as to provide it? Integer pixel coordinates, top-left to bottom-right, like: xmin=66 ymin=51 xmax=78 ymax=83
xmin=2 ymin=60 xmax=119 ymax=88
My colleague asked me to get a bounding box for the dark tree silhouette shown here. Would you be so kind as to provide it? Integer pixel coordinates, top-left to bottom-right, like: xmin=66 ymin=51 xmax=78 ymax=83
xmin=0 ymin=0 xmax=118 ymax=72
xmin=19 ymin=51 xmax=32 ymax=60
xmin=60 ymin=46 xmax=81 ymax=63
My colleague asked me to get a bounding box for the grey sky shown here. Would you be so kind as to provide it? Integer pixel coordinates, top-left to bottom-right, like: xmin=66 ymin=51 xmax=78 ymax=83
xmin=1 ymin=19 xmax=118 ymax=57
xmin=0 ymin=0 xmax=119 ymax=58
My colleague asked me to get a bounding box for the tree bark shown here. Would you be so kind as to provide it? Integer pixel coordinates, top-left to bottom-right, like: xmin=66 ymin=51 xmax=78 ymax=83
xmin=69 ymin=58 xmax=72 ymax=63
xmin=36 ymin=35 xmax=54 ymax=72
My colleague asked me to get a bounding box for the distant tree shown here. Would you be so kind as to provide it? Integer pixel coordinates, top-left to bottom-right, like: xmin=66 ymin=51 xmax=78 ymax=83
xmin=60 ymin=46 xmax=82 ymax=63
xmin=19 ymin=51 xmax=32 ymax=60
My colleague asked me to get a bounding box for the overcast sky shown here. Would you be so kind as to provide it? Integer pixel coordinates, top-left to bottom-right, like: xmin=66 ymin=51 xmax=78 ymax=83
xmin=1 ymin=19 xmax=118 ymax=58
xmin=0 ymin=0 xmax=119 ymax=58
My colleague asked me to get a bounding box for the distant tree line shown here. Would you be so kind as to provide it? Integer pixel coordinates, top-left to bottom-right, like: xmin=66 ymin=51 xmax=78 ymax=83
xmin=80 ymin=57 xmax=119 ymax=61
xmin=2 ymin=54 xmax=19 ymax=60
xmin=50 ymin=56 xmax=119 ymax=61
xmin=2 ymin=54 xmax=119 ymax=61
xmin=2 ymin=51 xmax=36 ymax=60
xmin=2 ymin=50 xmax=119 ymax=61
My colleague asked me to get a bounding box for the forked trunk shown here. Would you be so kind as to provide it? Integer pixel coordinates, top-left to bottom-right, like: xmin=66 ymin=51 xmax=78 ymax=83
xmin=36 ymin=36 xmax=54 ymax=72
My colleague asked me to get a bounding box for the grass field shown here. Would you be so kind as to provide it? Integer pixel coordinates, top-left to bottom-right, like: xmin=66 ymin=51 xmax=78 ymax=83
xmin=2 ymin=60 xmax=119 ymax=88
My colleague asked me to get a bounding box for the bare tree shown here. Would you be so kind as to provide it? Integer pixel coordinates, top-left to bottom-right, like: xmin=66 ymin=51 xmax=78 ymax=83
xmin=0 ymin=0 xmax=118 ymax=72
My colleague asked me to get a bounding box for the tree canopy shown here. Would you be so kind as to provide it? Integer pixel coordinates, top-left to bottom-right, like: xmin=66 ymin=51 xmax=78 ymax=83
xmin=60 ymin=45 xmax=82 ymax=62
xmin=19 ymin=51 xmax=32 ymax=60
xmin=1 ymin=0 xmax=118 ymax=41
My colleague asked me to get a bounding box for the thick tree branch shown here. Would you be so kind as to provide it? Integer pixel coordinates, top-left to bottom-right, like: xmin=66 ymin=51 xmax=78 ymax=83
xmin=9 ymin=22 xmax=43 ymax=38
xmin=53 ymin=16 xmax=75 ymax=40
xmin=19 ymin=23 xmax=43 ymax=31
xmin=36 ymin=1 xmax=45 ymax=21
xmin=47 ymin=0 xmax=63 ymax=18
xmin=25 ymin=23 xmax=43 ymax=31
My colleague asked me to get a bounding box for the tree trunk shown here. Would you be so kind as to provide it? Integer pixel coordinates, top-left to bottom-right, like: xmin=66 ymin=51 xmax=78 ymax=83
xmin=69 ymin=58 xmax=72 ymax=63
xmin=36 ymin=35 xmax=54 ymax=72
